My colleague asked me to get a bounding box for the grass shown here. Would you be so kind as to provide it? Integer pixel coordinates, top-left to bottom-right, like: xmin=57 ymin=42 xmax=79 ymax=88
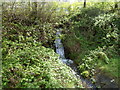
xmin=98 ymin=57 xmax=120 ymax=85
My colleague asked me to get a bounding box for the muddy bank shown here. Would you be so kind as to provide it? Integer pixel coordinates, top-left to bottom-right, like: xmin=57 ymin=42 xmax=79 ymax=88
xmin=94 ymin=69 xmax=119 ymax=88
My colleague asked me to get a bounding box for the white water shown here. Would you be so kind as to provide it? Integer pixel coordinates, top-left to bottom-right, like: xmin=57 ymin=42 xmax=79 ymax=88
xmin=55 ymin=29 xmax=97 ymax=88
xmin=55 ymin=30 xmax=65 ymax=59
xmin=55 ymin=30 xmax=74 ymax=65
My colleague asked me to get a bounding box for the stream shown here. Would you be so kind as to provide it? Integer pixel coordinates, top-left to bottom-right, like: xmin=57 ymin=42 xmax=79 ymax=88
xmin=55 ymin=29 xmax=96 ymax=88
xmin=55 ymin=29 xmax=119 ymax=88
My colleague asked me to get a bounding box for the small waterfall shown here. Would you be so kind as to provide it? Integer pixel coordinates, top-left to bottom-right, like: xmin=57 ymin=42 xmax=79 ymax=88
xmin=55 ymin=29 xmax=96 ymax=88
xmin=55 ymin=30 xmax=65 ymax=59
xmin=55 ymin=30 xmax=74 ymax=65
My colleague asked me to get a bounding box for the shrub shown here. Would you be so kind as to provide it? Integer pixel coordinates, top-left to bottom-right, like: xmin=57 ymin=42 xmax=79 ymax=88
xmin=2 ymin=2 xmax=68 ymax=48
xmin=2 ymin=40 xmax=83 ymax=88
xmin=79 ymin=47 xmax=109 ymax=77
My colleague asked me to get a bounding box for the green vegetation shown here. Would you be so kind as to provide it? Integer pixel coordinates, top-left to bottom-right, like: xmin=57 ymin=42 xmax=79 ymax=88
xmin=2 ymin=40 xmax=82 ymax=88
xmin=2 ymin=2 xmax=83 ymax=88
xmin=2 ymin=1 xmax=120 ymax=88
xmin=98 ymin=57 xmax=120 ymax=83
xmin=63 ymin=2 xmax=120 ymax=85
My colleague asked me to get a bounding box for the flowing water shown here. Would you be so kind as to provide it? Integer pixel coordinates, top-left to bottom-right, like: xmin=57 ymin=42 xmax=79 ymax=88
xmin=55 ymin=29 xmax=119 ymax=88
xmin=55 ymin=29 xmax=96 ymax=88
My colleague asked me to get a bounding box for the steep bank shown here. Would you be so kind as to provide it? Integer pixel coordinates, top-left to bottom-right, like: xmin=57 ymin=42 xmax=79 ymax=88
xmin=55 ymin=30 xmax=97 ymax=88
xmin=62 ymin=5 xmax=120 ymax=88
xmin=2 ymin=40 xmax=83 ymax=88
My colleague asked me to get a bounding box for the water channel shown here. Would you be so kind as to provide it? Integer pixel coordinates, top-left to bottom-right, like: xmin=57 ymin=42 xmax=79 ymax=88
xmin=55 ymin=29 xmax=97 ymax=88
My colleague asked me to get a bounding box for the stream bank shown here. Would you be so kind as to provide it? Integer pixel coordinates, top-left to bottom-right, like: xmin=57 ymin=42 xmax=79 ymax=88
xmin=94 ymin=68 xmax=119 ymax=88
xmin=55 ymin=29 xmax=96 ymax=88
xmin=56 ymin=29 xmax=119 ymax=88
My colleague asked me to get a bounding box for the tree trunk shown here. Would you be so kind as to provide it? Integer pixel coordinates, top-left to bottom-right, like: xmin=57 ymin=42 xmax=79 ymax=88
xmin=114 ymin=2 xmax=118 ymax=9
xmin=34 ymin=2 xmax=37 ymax=20
xmin=83 ymin=0 xmax=86 ymax=8
xmin=32 ymin=0 xmax=37 ymax=20
xmin=28 ymin=0 xmax=31 ymax=12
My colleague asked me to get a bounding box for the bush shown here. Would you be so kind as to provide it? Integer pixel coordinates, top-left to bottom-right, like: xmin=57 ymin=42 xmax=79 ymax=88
xmin=2 ymin=40 xmax=83 ymax=88
xmin=94 ymin=13 xmax=119 ymax=47
xmin=78 ymin=47 xmax=110 ymax=77
xmin=63 ymin=6 xmax=119 ymax=77
xmin=2 ymin=2 xmax=68 ymax=48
